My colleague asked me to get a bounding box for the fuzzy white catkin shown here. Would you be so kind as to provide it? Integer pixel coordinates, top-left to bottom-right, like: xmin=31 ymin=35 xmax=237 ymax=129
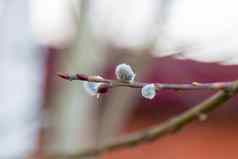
xmin=141 ymin=84 xmax=156 ymax=99
xmin=83 ymin=76 xmax=103 ymax=96
xmin=115 ymin=63 xmax=136 ymax=82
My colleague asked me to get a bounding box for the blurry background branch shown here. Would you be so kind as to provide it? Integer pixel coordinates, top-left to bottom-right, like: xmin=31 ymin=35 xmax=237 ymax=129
xmin=48 ymin=79 xmax=238 ymax=158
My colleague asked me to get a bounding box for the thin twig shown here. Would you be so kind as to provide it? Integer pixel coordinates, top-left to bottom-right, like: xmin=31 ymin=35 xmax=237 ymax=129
xmin=49 ymin=78 xmax=238 ymax=159
xmin=57 ymin=73 xmax=232 ymax=91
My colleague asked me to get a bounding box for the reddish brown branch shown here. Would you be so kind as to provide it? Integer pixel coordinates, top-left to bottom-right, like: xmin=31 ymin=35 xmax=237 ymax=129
xmin=57 ymin=73 xmax=232 ymax=91
xmin=49 ymin=78 xmax=238 ymax=159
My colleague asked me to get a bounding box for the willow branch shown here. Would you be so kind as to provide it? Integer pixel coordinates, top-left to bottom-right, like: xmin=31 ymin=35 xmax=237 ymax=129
xmin=50 ymin=78 xmax=238 ymax=159
xmin=57 ymin=73 xmax=232 ymax=91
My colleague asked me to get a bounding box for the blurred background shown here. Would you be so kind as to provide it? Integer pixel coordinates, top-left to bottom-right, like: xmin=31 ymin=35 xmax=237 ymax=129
xmin=2 ymin=0 xmax=238 ymax=159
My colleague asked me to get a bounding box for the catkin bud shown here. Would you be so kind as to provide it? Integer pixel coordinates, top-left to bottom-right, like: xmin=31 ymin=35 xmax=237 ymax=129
xmin=115 ymin=63 xmax=136 ymax=82
xmin=83 ymin=76 xmax=103 ymax=96
xmin=97 ymin=84 xmax=110 ymax=94
xmin=141 ymin=84 xmax=156 ymax=99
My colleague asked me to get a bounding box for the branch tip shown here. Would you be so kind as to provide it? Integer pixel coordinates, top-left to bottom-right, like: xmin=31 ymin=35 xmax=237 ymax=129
xmin=57 ymin=73 xmax=71 ymax=81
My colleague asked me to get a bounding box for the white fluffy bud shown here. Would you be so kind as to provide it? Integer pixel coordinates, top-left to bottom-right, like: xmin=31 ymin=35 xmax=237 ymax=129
xmin=115 ymin=63 xmax=136 ymax=82
xmin=83 ymin=76 xmax=103 ymax=96
xmin=141 ymin=84 xmax=156 ymax=99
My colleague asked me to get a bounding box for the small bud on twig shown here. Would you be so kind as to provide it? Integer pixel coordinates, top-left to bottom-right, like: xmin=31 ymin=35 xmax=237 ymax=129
xmin=192 ymin=81 xmax=200 ymax=86
xmin=198 ymin=113 xmax=208 ymax=121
